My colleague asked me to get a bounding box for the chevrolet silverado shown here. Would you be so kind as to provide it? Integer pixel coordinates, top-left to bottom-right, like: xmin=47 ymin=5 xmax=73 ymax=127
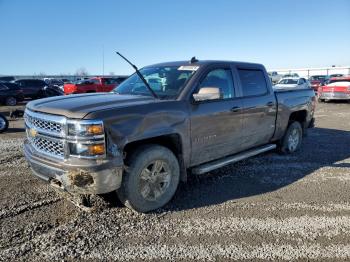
xmin=24 ymin=59 xmax=316 ymax=212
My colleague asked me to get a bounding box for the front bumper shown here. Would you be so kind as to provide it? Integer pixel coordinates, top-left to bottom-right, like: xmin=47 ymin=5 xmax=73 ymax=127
xmin=319 ymin=92 xmax=350 ymax=100
xmin=24 ymin=140 xmax=124 ymax=194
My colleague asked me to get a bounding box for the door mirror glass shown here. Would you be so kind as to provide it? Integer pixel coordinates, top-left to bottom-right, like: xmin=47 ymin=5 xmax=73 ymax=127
xmin=193 ymin=87 xmax=221 ymax=101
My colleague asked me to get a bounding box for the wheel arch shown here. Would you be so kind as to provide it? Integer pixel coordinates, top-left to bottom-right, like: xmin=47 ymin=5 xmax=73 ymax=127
xmin=288 ymin=110 xmax=308 ymax=134
xmin=122 ymin=133 xmax=187 ymax=182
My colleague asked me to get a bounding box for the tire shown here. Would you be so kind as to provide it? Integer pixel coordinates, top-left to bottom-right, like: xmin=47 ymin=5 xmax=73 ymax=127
xmin=117 ymin=145 xmax=180 ymax=213
xmin=0 ymin=114 xmax=9 ymax=133
xmin=278 ymin=121 xmax=303 ymax=154
xmin=5 ymin=96 xmax=17 ymax=106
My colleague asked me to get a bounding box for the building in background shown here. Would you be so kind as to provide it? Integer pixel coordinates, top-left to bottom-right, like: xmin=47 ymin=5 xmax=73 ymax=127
xmin=269 ymin=66 xmax=350 ymax=78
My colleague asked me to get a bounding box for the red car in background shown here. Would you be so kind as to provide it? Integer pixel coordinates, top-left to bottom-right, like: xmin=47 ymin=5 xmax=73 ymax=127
xmin=309 ymin=75 xmax=329 ymax=92
xmin=64 ymin=76 xmax=127 ymax=95
xmin=318 ymin=76 xmax=350 ymax=102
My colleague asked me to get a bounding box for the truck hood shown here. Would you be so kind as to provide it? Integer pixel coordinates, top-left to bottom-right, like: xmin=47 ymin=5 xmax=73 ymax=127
xmin=26 ymin=93 xmax=155 ymax=119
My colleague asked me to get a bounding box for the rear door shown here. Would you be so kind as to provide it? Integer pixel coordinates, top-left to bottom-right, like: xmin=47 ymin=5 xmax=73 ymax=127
xmin=235 ymin=67 xmax=277 ymax=150
xmin=190 ymin=65 xmax=243 ymax=166
xmin=16 ymin=80 xmax=34 ymax=97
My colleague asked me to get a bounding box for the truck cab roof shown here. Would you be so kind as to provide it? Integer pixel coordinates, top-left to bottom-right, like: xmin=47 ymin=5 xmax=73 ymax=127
xmin=146 ymin=60 xmax=264 ymax=69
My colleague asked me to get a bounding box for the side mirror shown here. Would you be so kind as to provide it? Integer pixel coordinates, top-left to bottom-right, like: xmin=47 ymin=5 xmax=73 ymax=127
xmin=193 ymin=87 xmax=221 ymax=102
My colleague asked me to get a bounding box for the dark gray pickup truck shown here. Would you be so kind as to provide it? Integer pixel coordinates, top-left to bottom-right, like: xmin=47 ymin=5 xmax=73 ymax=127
xmin=24 ymin=60 xmax=316 ymax=212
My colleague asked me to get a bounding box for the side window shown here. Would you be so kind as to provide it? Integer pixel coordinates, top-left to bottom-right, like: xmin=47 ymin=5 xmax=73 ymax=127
xmin=35 ymin=80 xmax=46 ymax=87
xmin=104 ymin=78 xmax=112 ymax=85
xmin=198 ymin=68 xmax=235 ymax=99
xmin=116 ymin=77 xmax=126 ymax=84
xmin=238 ymin=69 xmax=268 ymax=97
xmin=20 ymin=80 xmax=29 ymax=87
xmin=0 ymin=83 xmax=8 ymax=90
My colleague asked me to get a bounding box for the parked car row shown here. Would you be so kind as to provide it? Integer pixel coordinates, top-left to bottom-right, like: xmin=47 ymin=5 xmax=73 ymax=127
xmin=0 ymin=75 xmax=128 ymax=106
xmin=309 ymin=74 xmax=345 ymax=92
xmin=272 ymin=74 xmax=350 ymax=102
xmin=0 ymin=79 xmax=64 ymax=106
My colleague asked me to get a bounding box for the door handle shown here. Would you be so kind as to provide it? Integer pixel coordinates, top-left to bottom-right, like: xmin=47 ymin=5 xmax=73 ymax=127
xmin=266 ymin=101 xmax=274 ymax=107
xmin=230 ymin=106 xmax=241 ymax=112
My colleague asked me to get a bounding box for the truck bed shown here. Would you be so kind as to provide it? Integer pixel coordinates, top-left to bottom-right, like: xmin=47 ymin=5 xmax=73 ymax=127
xmin=273 ymin=88 xmax=315 ymax=140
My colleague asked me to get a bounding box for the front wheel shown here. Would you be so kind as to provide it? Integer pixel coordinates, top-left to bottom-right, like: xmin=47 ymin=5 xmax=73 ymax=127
xmin=0 ymin=114 xmax=9 ymax=133
xmin=5 ymin=96 xmax=17 ymax=106
xmin=117 ymin=145 xmax=180 ymax=213
xmin=279 ymin=121 xmax=303 ymax=154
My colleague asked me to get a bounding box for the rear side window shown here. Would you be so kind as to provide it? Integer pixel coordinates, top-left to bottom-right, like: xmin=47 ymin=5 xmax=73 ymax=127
xmin=27 ymin=80 xmax=46 ymax=87
xmin=2 ymin=83 xmax=18 ymax=89
xmin=0 ymin=83 xmax=8 ymax=90
xmin=238 ymin=69 xmax=268 ymax=97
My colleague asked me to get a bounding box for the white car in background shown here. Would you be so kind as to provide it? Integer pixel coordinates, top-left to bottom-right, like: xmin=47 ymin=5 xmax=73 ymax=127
xmin=268 ymin=71 xmax=283 ymax=84
xmin=274 ymin=77 xmax=310 ymax=90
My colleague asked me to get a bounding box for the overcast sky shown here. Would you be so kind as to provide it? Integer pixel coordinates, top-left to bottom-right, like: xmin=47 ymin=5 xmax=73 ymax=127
xmin=0 ymin=0 xmax=349 ymax=75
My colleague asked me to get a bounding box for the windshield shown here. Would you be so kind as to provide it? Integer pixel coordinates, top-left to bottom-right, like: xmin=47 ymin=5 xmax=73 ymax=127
xmin=279 ymin=79 xmax=298 ymax=84
xmin=329 ymin=79 xmax=350 ymax=84
xmin=310 ymin=75 xmax=326 ymax=80
xmin=113 ymin=66 xmax=197 ymax=99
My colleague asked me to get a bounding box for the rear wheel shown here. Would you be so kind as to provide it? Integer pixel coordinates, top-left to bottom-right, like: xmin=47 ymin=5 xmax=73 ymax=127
xmin=5 ymin=96 xmax=17 ymax=106
xmin=0 ymin=114 xmax=9 ymax=133
xmin=117 ymin=145 xmax=180 ymax=213
xmin=279 ymin=121 xmax=303 ymax=154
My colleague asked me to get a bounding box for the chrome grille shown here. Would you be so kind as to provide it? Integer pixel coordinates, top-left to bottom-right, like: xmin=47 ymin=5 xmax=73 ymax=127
xmin=25 ymin=110 xmax=66 ymax=159
xmin=25 ymin=112 xmax=63 ymax=136
xmin=28 ymin=134 xmax=64 ymax=159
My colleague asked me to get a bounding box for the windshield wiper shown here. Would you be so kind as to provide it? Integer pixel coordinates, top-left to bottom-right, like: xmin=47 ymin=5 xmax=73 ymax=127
xmin=115 ymin=52 xmax=158 ymax=99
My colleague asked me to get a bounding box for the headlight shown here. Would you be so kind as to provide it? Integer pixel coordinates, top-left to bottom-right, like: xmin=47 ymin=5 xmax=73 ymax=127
xmin=69 ymin=142 xmax=105 ymax=157
xmin=66 ymin=120 xmax=106 ymax=158
xmin=68 ymin=121 xmax=104 ymax=137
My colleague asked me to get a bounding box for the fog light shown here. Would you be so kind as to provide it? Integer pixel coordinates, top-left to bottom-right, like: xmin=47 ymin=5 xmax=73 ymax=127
xmin=88 ymin=144 xmax=105 ymax=155
xmin=69 ymin=143 xmax=105 ymax=157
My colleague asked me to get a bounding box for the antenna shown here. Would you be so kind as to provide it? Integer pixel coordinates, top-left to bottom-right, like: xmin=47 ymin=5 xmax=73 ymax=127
xmin=102 ymin=45 xmax=105 ymax=76
xmin=190 ymin=56 xmax=199 ymax=64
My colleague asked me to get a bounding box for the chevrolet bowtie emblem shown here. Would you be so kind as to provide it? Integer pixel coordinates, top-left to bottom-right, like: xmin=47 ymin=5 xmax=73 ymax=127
xmin=29 ymin=128 xmax=38 ymax=138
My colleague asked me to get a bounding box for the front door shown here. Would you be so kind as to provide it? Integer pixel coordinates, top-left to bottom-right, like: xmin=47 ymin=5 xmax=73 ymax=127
xmin=190 ymin=67 xmax=243 ymax=166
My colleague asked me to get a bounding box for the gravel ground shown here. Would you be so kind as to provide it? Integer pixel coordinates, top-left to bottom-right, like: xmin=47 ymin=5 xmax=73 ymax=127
xmin=0 ymin=102 xmax=349 ymax=261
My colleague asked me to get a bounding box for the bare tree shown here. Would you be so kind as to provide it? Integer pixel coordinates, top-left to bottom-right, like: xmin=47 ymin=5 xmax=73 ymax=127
xmin=75 ymin=67 xmax=89 ymax=76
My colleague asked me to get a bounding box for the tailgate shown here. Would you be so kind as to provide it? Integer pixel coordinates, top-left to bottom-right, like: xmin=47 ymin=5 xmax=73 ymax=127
xmin=322 ymin=86 xmax=348 ymax=93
